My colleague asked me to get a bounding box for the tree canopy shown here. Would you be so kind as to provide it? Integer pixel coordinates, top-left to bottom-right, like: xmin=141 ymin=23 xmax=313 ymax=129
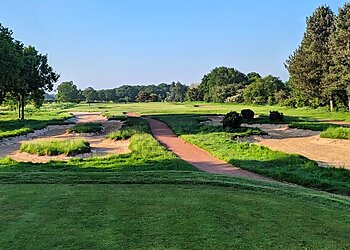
xmin=199 ymin=66 xmax=248 ymax=102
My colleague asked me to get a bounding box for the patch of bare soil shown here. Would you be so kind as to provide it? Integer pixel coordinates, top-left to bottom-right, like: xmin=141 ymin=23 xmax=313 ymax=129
xmin=0 ymin=112 xmax=130 ymax=163
xmin=202 ymin=116 xmax=350 ymax=169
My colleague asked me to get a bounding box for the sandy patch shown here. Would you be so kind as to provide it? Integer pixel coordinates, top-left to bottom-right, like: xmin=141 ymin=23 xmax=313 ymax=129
xmin=202 ymin=116 xmax=350 ymax=169
xmin=0 ymin=112 xmax=130 ymax=163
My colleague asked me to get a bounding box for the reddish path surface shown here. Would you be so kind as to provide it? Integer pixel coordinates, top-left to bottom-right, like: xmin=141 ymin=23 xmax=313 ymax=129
xmin=128 ymin=113 xmax=269 ymax=181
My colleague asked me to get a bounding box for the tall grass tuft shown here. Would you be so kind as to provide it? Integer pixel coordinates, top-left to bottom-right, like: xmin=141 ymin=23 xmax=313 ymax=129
xmin=320 ymin=127 xmax=350 ymax=140
xmin=107 ymin=117 xmax=149 ymax=140
xmin=67 ymin=123 xmax=103 ymax=133
xmin=20 ymin=139 xmax=91 ymax=156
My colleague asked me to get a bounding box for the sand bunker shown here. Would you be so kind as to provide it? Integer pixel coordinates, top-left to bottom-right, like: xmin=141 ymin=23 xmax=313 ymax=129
xmin=0 ymin=112 xmax=130 ymax=163
xmin=202 ymin=116 xmax=350 ymax=169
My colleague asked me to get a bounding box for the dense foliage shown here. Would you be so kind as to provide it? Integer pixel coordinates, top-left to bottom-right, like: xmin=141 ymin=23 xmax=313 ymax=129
xmin=269 ymin=111 xmax=284 ymax=122
xmin=0 ymin=23 xmax=59 ymax=119
xmin=240 ymin=109 xmax=255 ymax=120
xmin=222 ymin=111 xmax=243 ymax=129
xmin=286 ymin=4 xmax=350 ymax=111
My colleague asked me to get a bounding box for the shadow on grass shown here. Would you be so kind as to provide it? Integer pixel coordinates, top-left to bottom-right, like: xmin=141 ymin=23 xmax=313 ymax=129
xmin=228 ymin=156 xmax=350 ymax=195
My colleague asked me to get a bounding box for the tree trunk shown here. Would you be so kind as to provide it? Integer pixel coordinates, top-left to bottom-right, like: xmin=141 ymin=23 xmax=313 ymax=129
xmin=330 ymin=96 xmax=334 ymax=112
xmin=21 ymin=94 xmax=25 ymax=120
xmin=17 ymin=96 xmax=21 ymax=120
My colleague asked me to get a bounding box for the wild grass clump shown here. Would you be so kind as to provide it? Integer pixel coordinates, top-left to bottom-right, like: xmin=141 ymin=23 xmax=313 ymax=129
xmin=20 ymin=139 xmax=91 ymax=156
xmin=289 ymin=122 xmax=339 ymax=131
xmin=67 ymin=123 xmax=103 ymax=133
xmin=107 ymin=117 xmax=149 ymax=140
xmin=320 ymin=127 xmax=350 ymax=140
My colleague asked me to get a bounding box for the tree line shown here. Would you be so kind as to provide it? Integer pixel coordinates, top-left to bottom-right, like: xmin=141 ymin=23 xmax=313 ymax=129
xmin=286 ymin=3 xmax=350 ymax=112
xmin=0 ymin=23 xmax=59 ymax=119
xmin=56 ymin=81 xmax=188 ymax=103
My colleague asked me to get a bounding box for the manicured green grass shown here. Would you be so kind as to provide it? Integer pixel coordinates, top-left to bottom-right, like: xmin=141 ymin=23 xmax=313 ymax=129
xmin=0 ymin=172 xmax=349 ymax=249
xmin=67 ymin=122 xmax=103 ymax=133
xmin=20 ymin=139 xmax=91 ymax=156
xmin=289 ymin=121 xmax=340 ymax=131
xmin=156 ymin=114 xmax=350 ymax=195
xmin=321 ymin=127 xmax=350 ymax=140
xmin=67 ymin=102 xmax=350 ymax=122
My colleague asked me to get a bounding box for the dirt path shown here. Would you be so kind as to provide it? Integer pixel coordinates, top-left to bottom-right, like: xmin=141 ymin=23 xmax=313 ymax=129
xmin=0 ymin=112 xmax=129 ymax=163
xmin=202 ymin=116 xmax=350 ymax=169
xmin=128 ymin=113 xmax=269 ymax=181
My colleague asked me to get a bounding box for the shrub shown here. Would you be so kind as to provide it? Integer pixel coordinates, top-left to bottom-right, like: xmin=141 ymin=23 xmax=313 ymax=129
xmin=269 ymin=111 xmax=284 ymax=122
xmin=320 ymin=127 xmax=350 ymax=140
xmin=67 ymin=123 xmax=103 ymax=133
xmin=20 ymin=139 xmax=91 ymax=156
xmin=222 ymin=111 xmax=243 ymax=129
xmin=240 ymin=109 xmax=255 ymax=120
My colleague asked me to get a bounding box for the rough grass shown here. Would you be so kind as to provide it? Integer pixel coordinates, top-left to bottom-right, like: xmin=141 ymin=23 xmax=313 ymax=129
xmin=289 ymin=121 xmax=340 ymax=131
xmin=0 ymin=104 xmax=73 ymax=139
xmin=107 ymin=117 xmax=149 ymax=140
xmin=67 ymin=122 xmax=103 ymax=133
xmin=20 ymin=139 xmax=91 ymax=156
xmin=0 ymin=117 xmax=195 ymax=172
xmin=0 ymin=172 xmax=349 ymax=249
xmin=321 ymin=127 xmax=350 ymax=140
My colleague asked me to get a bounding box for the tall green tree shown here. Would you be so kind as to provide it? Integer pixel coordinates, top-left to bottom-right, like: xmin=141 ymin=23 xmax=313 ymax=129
xmin=199 ymin=67 xmax=248 ymax=102
xmin=166 ymin=82 xmax=188 ymax=102
xmin=0 ymin=23 xmax=22 ymax=105
xmin=327 ymin=3 xmax=350 ymax=112
xmin=286 ymin=6 xmax=335 ymax=108
xmin=18 ymin=46 xmax=59 ymax=119
xmin=82 ymin=87 xmax=99 ymax=103
xmin=56 ymin=81 xmax=82 ymax=103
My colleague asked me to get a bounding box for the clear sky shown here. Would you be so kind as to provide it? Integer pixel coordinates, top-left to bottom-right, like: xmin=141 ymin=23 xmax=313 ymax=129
xmin=1 ymin=0 xmax=348 ymax=90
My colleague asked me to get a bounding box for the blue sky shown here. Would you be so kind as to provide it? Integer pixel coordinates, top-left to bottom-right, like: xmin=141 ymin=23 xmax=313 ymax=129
xmin=1 ymin=0 xmax=348 ymax=89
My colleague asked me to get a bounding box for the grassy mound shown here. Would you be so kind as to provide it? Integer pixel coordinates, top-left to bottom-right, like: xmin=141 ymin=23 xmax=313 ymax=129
xmin=67 ymin=122 xmax=103 ymax=133
xmin=321 ymin=127 xmax=350 ymax=140
xmin=107 ymin=117 xmax=149 ymax=140
xmin=288 ymin=121 xmax=340 ymax=131
xmin=0 ymin=172 xmax=349 ymax=249
xmin=20 ymin=139 xmax=91 ymax=156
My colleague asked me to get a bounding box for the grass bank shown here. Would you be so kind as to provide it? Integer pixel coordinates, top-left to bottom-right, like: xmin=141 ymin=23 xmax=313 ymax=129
xmin=321 ymin=127 xmax=350 ymax=140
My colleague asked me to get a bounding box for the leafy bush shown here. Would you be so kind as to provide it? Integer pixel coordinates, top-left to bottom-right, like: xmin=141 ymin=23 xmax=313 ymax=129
xmin=67 ymin=123 xmax=103 ymax=133
xmin=320 ymin=127 xmax=350 ymax=140
xmin=222 ymin=111 xmax=243 ymax=129
xmin=20 ymin=139 xmax=91 ymax=156
xmin=240 ymin=109 xmax=255 ymax=120
xmin=269 ymin=111 xmax=284 ymax=122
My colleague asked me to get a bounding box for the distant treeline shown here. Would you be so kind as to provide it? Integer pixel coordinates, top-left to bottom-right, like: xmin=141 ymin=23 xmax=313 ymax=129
xmin=55 ymin=69 xmax=287 ymax=105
